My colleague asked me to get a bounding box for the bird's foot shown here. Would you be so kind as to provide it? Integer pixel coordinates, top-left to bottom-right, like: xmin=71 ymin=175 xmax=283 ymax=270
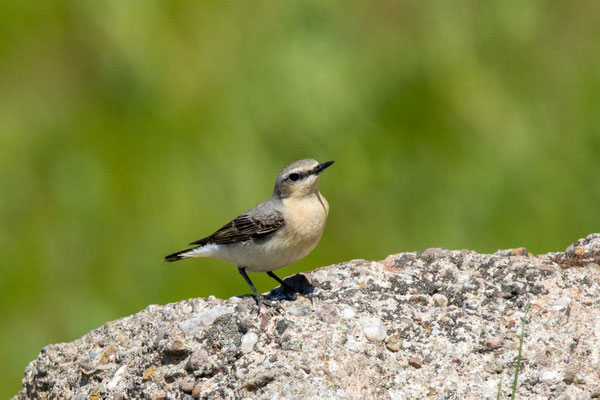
xmin=254 ymin=295 xmax=284 ymax=315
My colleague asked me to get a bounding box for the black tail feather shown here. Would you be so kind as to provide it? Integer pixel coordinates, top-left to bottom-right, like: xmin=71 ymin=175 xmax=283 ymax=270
xmin=163 ymin=248 xmax=193 ymax=262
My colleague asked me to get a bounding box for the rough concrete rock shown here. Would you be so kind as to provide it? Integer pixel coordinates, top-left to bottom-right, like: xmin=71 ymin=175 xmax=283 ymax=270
xmin=14 ymin=233 xmax=600 ymax=399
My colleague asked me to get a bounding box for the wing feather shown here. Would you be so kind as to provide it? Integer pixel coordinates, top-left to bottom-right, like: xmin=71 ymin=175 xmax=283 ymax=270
xmin=189 ymin=210 xmax=285 ymax=246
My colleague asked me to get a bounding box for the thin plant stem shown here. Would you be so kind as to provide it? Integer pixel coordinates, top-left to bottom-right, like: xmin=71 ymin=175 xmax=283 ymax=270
xmin=496 ymin=376 xmax=503 ymax=400
xmin=511 ymin=303 xmax=530 ymax=399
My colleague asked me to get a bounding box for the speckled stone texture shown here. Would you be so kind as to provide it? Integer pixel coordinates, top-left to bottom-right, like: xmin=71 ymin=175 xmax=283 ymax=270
xmin=14 ymin=234 xmax=600 ymax=399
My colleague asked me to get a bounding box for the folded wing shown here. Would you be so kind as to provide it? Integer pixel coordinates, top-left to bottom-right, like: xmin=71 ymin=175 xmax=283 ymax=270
xmin=190 ymin=210 xmax=285 ymax=246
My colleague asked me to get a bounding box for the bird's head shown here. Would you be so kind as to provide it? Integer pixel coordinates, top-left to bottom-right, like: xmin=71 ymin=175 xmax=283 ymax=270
xmin=274 ymin=159 xmax=334 ymax=199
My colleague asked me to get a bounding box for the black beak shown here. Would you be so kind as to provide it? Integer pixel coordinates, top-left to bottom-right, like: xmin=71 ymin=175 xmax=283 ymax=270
xmin=314 ymin=160 xmax=335 ymax=174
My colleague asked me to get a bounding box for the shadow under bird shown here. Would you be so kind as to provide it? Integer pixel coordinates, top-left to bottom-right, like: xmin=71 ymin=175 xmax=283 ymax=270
xmin=164 ymin=159 xmax=334 ymax=312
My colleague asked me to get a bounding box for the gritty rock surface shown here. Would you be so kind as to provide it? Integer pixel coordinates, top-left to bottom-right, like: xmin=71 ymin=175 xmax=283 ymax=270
xmin=240 ymin=331 xmax=258 ymax=354
xmin=14 ymin=233 xmax=600 ymax=399
xmin=359 ymin=317 xmax=387 ymax=342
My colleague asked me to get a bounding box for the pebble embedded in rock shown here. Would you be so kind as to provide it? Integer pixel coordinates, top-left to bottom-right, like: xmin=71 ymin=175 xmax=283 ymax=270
xmin=552 ymin=297 xmax=571 ymax=311
xmin=107 ymin=365 xmax=127 ymax=390
xmin=160 ymin=340 xmax=190 ymax=358
xmin=181 ymin=303 xmax=193 ymax=314
xmin=185 ymin=349 xmax=209 ymax=372
xmin=179 ymin=381 xmax=194 ymax=394
xmin=483 ymin=361 xmax=503 ymax=374
xmin=241 ymin=331 xmax=258 ymax=354
xmin=510 ymin=247 xmax=528 ymax=256
xmin=541 ymin=370 xmax=559 ymax=383
xmin=242 ymin=372 xmax=275 ymax=390
xmin=236 ymin=298 xmax=254 ymax=315
xmin=563 ymin=364 xmax=581 ymax=384
xmin=485 ymin=336 xmax=503 ymax=350
xmin=192 ymin=384 xmax=202 ymax=397
xmin=432 ymin=293 xmax=448 ymax=307
xmin=359 ymin=317 xmax=387 ymax=342
xmin=286 ymin=305 xmax=308 ymax=316
xmin=385 ymin=333 xmax=402 ymax=352
xmin=534 ymin=353 xmax=552 ymax=368
xmin=277 ymin=319 xmax=290 ymax=335
xmin=408 ymin=357 xmax=422 ymax=368
xmin=340 ymin=307 xmax=356 ymax=320
xmin=178 ymin=306 xmax=235 ymax=335
xmin=235 ymin=367 xmax=249 ymax=380
xmin=318 ymin=304 xmax=339 ymax=324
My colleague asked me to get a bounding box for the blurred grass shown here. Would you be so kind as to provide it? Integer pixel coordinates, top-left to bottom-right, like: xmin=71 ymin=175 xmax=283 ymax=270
xmin=1 ymin=0 xmax=599 ymax=396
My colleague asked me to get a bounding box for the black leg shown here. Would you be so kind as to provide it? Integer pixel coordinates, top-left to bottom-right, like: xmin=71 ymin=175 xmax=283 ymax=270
xmin=266 ymin=271 xmax=294 ymax=292
xmin=238 ymin=266 xmax=261 ymax=297
xmin=238 ymin=266 xmax=263 ymax=312
xmin=238 ymin=267 xmax=285 ymax=314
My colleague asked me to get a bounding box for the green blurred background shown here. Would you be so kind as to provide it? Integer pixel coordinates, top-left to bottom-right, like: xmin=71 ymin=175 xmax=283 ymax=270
xmin=1 ymin=0 xmax=599 ymax=395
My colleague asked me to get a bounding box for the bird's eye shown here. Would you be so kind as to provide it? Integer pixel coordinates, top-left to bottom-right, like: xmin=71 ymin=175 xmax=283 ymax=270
xmin=288 ymin=173 xmax=300 ymax=181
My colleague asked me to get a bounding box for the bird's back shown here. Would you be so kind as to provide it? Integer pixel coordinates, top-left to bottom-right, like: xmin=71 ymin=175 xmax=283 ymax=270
xmin=210 ymin=193 xmax=329 ymax=272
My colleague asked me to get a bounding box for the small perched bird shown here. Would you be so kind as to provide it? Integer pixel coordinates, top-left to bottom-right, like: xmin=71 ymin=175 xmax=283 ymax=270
xmin=164 ymin=159 xmax=334 ymax=312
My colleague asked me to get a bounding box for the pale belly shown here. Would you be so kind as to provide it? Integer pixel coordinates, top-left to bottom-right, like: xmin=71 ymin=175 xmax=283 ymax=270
xmin=210 ymin=193 xmax=329 ymax=272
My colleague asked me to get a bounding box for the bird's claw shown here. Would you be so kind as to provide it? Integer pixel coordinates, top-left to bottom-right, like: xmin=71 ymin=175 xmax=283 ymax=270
xmin=255 ymin=295 xmax=284 ymax=315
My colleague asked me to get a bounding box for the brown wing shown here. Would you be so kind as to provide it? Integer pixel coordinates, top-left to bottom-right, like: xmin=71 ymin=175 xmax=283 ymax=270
xmin=189 ymin=210 xmax=285 ymax=246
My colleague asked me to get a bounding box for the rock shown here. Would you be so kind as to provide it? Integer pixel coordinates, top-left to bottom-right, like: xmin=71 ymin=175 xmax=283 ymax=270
xmin=177 ymin=306 xmax=235 ymax=334
xmin=240 ymin=331 xmax=258 ymax=354
xmin=106 ymin=365 xmax=127 ymax=390
xmin=317 ymin=304 xmax=339 ymax=324
xmin=534 ymin=353 xmax=552 ymax=368
xmin=159 ymin=340 xmax=190 ymax=358
xmin=340 ymin=306 xmax=356 ymax=320
xmin=286 ymin=305 xmax=308 ymax=316
xmin=385 ymin=333 xmax=402 ymax=352
xmin=563 ymin=364 xmax=581 ymax=384
xmin=178 ymin=381 xmax=194 ymax=394
xmin=185 ymin=349 xmax=209 ymax=372
xmin=432 ymin=293 xmax=448 ymax=307
xmin=13 ymin=233 xmax=600 ymax=399
xmin=276 ymin=319 xmax=290 ymax=335
xmin=552 ymin=297 xmax=571 ymax=311
xmin=510 ymin=247 xmax=529 ymax=256
xmin=408 ymin=357 xmax=423 ymax=368
xmin=483 ymin=361 xmax=503 ymax=374
xmin=485 ymin=336 xmax=504 ymax=350
xmin=359 ymin=317 xmax=387 ymax=342
xmin=541 ymin=370 xmax=559 ymax=383
xmin=242 ymin=372 xmax=275 ymax=391
xmin=191 ymin=384 xmax=202 ymax=397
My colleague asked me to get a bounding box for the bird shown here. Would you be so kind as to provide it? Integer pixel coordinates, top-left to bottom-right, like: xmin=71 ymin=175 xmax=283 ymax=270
xmin=164 ymin=159 xmax=334 ymax=312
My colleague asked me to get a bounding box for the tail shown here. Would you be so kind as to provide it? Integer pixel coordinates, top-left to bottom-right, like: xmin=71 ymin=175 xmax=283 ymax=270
xmin=163 ymin=243 xmax=219 ymax=262
xmin=164 ymin=243 xmax=218 ymax=262
xmin=163 ymin=247 xmax=198 ymax=262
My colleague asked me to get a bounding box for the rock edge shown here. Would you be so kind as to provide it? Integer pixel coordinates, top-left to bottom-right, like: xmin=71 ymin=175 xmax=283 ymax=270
xmin=14 ymin=234 xmax=600 ymax=399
